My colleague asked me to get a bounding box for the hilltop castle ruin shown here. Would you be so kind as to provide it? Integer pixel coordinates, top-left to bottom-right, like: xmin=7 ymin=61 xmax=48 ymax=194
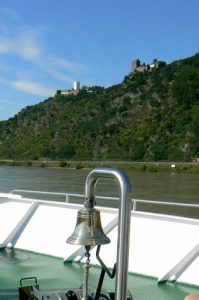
xmin=132 ymin=58 xmax=165 ymax=73
xmin=56 ymin=81 xmax=80 ymax=96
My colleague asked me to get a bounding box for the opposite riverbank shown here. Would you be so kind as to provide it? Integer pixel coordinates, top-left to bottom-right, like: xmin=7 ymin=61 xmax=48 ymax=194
xmin=0 ymin=159 xmax=199 ymax=173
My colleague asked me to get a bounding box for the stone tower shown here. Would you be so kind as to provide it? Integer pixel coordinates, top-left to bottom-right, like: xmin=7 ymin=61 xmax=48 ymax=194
xmin=132 ymin=59 xmax=141 ymax=72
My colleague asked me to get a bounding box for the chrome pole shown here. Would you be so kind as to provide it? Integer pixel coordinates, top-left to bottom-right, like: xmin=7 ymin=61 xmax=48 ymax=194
xmin=84 ymin=167 xmax=131 ymax=300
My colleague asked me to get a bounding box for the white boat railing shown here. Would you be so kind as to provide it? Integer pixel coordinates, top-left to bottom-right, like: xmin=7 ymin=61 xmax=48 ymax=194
xmin=8 ymin=190 xmax=199 ymax=212
xmin=132 ymin=198 xmax=199 ymax=210
xmin=1 ymin=189 xmax=199 ymax=285
xmin=9 ymin=189 xmax=118 ymax=203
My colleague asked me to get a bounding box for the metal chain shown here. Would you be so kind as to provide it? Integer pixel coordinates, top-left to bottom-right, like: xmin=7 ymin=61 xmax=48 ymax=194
xmin=82 ymin=246 xmax=91 ymax=300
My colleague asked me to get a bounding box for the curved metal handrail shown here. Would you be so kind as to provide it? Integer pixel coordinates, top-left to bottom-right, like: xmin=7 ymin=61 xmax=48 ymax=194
xmin=84 ymin=167 xmax=131 ymax=300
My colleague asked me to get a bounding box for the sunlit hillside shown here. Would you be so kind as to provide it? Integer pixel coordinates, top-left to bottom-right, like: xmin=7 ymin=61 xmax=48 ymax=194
xmin=0 ymin=53 xmax=198 ymax=162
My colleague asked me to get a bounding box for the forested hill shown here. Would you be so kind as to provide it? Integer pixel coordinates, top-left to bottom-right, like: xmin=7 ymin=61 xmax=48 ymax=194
xmin=0 ymin=53 xmax=198 ymax=162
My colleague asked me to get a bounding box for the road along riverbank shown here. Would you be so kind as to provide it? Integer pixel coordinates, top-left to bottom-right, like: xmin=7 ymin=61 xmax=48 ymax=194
xmin=0 ymin=159 xmax=199 ymax=173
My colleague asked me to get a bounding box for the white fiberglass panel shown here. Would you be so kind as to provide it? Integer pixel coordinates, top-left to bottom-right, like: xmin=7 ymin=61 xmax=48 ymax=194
xmin=0 ymin=201 xmax=32 ymax=244
xmin=129 ymin=212 xmax=199 ymax=285
xmin=179 ymin=256 xmax=199 ymax=285
xmin=15 ymin=204 xmax=116 ymax=258
xmin=88 ymin=212 xmax=199 ymax=286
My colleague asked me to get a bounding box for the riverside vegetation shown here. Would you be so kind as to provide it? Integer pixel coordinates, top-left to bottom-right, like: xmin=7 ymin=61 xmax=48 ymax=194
xmin=0 ymin=159 xmax=199 ymax=174
xmin=0 ymin=53 xmax=198 ymax=163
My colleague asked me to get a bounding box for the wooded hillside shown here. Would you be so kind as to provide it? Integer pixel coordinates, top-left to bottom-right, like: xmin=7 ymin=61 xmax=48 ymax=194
xmin=0 ymin=53 xmax=198 ymax=161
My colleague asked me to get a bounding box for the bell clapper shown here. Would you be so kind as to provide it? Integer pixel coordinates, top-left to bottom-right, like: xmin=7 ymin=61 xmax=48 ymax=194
xmin=82 ymin=245 xmax=91 ymax=300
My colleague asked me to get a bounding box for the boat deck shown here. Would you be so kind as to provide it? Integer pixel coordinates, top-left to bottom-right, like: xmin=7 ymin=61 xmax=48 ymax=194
xmin=0 ymin=248 xmax=198 ymax=300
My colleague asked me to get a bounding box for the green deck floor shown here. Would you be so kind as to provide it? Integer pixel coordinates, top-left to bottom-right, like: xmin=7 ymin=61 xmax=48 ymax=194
xmin=0 ymin=248 xmax=198 ymax=300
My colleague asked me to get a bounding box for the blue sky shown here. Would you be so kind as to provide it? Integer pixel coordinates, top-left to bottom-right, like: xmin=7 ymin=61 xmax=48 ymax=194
xmin=0 ymin=0 xmax=198 ymax=120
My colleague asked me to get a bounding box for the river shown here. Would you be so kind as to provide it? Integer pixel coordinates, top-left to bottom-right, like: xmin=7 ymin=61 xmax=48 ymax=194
xmin=0 ymin=166 xmax=198 ymax=218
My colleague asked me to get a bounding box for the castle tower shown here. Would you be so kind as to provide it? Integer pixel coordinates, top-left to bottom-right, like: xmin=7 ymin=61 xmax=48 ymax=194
xmin=132 ymin=59 xmax=140 ymax=72
xmin=73 ymin=81 xmax=80 ymax=91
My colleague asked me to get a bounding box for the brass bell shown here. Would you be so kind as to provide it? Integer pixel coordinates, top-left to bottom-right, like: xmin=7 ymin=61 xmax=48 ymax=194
xmin=67 ymin=207 xmax=110 ymax=246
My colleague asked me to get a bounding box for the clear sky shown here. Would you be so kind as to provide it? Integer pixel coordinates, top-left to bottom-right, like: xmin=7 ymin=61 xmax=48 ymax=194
xmin=0 ymin=0 xmax=198 ymax=120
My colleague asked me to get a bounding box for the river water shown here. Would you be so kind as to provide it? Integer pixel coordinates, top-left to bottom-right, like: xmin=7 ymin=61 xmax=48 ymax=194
xmin=0 ymin=166 xmax=198 ymax=218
